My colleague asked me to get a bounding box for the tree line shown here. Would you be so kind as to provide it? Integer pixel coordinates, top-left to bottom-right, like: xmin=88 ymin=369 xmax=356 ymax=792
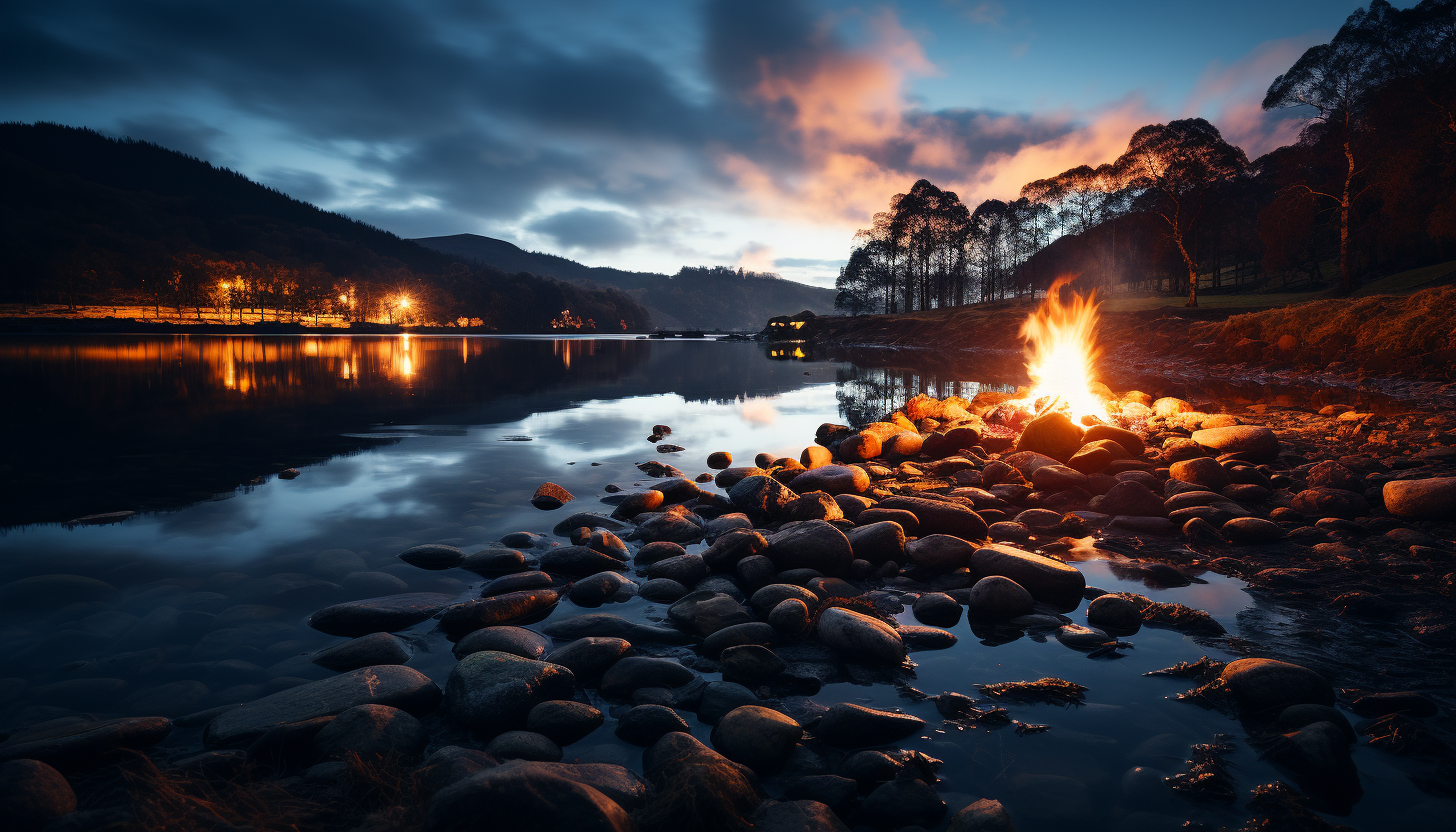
xmin=837 ymin=0 xmax=1456 ymax=311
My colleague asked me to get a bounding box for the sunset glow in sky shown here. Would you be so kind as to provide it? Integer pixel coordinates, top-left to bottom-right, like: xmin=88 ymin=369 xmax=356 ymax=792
xmin=1 ymin=0 xmax=1378 ymax=285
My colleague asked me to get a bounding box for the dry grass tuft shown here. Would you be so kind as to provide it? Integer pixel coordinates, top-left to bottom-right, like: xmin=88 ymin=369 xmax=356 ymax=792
xmin=977 ymin=677 xmax=1087 ymax=706
xmin=1166 ymin=735 xmax=1237 ymax=803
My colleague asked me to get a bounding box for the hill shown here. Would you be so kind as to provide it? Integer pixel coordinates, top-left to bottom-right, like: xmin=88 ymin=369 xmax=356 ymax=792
xmin=415 ymin=233 xmax=838 ymax=330
xmin=0 ymin=122 xmax=648 ymax=331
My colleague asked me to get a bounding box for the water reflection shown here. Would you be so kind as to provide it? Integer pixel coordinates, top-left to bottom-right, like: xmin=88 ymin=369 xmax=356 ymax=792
xmin=836 ymin=364 xmax=1017 ymax=427
xmin=0 ymin=335 xmax=843 ymax=527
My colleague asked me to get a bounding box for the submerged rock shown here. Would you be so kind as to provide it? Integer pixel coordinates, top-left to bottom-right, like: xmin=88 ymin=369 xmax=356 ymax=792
xmin=542 ymin=613 xmax=691 ymax=645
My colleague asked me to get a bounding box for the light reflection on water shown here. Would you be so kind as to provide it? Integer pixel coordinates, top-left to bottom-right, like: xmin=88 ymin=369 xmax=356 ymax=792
xmin=0 ymin=335 xmax=1447 ymax=830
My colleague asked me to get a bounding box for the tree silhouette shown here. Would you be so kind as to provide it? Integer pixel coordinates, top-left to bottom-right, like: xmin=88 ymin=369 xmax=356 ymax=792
xmin=1111 ymin=119 xmax=1248 ymax=306
xmin=1262 ymin=5 xmax=1393 ymax=294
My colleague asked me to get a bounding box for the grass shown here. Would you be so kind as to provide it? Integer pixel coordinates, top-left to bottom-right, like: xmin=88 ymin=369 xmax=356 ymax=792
xmin=1097 ymin=259 xmax=1456 ymax=313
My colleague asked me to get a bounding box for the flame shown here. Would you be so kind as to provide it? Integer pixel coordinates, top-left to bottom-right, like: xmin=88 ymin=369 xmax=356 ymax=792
xmin=1018 ymin=275 xmax=1109 ymax=423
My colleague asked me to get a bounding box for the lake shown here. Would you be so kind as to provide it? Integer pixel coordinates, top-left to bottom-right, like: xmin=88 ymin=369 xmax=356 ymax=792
xmin=0 ymin=334 xmax=1446 ymax=831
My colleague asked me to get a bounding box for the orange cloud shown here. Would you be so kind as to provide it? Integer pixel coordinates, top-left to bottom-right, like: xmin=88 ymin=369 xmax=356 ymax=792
xmin=716 ymin=11 xmax=1313 ymax=238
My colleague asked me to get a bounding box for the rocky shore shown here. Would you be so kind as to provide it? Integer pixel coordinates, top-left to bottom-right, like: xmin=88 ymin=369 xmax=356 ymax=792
xmin=2 ymin=389 xmax=1454 ymax=832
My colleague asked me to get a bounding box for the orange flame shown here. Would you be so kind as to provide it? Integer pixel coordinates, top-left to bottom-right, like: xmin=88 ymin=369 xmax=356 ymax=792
xmin=1018 ymin=275 xmax=1109 ymax=423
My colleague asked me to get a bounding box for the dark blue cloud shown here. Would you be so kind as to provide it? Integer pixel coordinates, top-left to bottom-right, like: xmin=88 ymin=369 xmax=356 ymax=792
xmin=528 ymin=208 xmax=640 ymax=251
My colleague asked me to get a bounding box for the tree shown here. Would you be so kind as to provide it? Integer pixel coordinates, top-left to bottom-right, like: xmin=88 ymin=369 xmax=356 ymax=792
xmin=1112 ymin=118 xmax=1248 ymax=306
xmin=1263 ymin=4 xmax=1389 ymax=294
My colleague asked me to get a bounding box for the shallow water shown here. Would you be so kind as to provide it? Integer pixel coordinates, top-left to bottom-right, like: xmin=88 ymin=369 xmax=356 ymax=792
xmin=0 ymin=334 xmax=1448 ymax=830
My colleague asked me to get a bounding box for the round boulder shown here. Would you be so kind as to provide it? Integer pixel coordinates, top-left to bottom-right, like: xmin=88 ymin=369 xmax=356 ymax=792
xmin=1219 ymin=658 xmax=1334 ymax=714
xmin=965 ymin=576 xmax=1034 ymax=620
xmin=815 ymin=607 xmax=904 ymax=665
xmin=711 ymin=705 xmax=803 ymax=770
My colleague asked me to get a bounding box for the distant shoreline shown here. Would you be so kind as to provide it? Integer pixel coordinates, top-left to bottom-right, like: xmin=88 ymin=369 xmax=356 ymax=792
xmin=0 ymin=316 xmax=638 ymax=336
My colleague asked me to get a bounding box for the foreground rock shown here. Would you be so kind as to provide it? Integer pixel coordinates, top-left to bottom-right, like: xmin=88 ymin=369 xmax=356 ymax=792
xmin=307 ymin=593 xmax=456 ymax=637
xmin=427 ymin=765 xmax=633 ymax=832
xmin=0 ymin=716 xmax=173 ymax=766
xmin=816 ymin=607 xmax=904 ymax=665
xmin=641 ymin=733 xmax=760 ymax=831
xmin=0 ymin=759 xmax=75 ymax=830
xmin=711 ymin=705 xmax=802 ymax=770
xmin=1189 ymin=425 xmax=1279 ymax=462
xmin=312 ymin=632 xmax=412 ymax=671
xmin=970 ymin=544 xmax=1085 ymax=607
xmin=447 ymin=652 xmax=576 ymax=739
xmin=205 ymin=666 xmax=441 ymax=747
xmin=1219 ymin=658 xmax=1334 ymax=715
xmin=815 ymin=703 xmax=924 ymax=747
xmin=1383 ymin=476 xmax=1456 ymax=520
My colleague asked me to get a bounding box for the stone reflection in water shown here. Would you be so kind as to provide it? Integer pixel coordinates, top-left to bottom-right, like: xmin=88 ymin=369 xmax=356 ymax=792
xmin=835 ymin=364 xmax=1016 ymax=428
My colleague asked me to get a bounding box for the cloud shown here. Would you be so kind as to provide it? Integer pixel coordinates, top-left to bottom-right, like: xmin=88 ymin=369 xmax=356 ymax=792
xmin=1181 ymin=33 xmax=1326 ymax=158
xmin=528 ymin=208 xmax=640 ymax=251
xmin=257 ymin=167 xmax=337 ymax=205
xmin=735 ymin=243 xmax=776 ymax=272
xmin=114 ymin=115 xmax=227 ymax=162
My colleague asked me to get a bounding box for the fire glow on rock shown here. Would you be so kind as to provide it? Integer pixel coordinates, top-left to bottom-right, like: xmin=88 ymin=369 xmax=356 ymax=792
xmin=1018 ymin=276 xmax=1110 ymax=424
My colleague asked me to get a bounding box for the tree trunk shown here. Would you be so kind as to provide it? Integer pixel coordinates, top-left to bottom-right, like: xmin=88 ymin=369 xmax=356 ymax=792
xmin=1339 ymin=137 xmax=1354 ymax=295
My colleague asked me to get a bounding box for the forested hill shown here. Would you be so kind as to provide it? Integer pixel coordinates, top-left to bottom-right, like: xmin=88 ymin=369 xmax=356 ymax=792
xmin=416 ymin=233 xmax=838 ymax=330
xmin=0 ymin=123 xmax=648 ymax=331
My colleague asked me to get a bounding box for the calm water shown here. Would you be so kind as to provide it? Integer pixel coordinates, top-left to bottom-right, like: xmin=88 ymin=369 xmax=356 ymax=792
xmin=0 ymin=335 xmax=1445 ymax=831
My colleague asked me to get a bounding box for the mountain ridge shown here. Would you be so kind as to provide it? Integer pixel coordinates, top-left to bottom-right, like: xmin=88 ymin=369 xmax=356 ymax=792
xmin=414 ymin=233 xmax=838 ymax=330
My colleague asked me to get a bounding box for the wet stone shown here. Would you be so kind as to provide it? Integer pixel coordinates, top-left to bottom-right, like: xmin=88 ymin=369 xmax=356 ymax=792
xmin=912 ymin=592 xmax=963 ymax=627
xmin=313 ymin=703 xmax=428 ymax=763
xmin=313 ymin=632 xmax=411 ymax=671
xmin=863 ymin=777 xmax=946 ymax=828
xmin=0 ymin=758 xmax=75 ymax=830
xmin=816 ymin=703 xmax=924 ymax=747
xmin=398 ymin=544 xmax=466 ymax=571
xmin=528 ymin=700 xmax=605 ymax=746
xmin=425 ymin=764 xmax=633 ymax=832
xmin=599 ymin=657 xmax=695 ymax=699
xmin=205 ymin=665 xmax=440 ymax=747
xmin=452 ymin=625 xmax=553 ymax=660
xmin=615 ymin=704 xmax=690 ymax=746
xmin=307 ymin=592 xmax=456 ymax=638
xmin=446 ymin=652 xmax=575 ymax=740
xmin=815 ymin=607 xmax=904 ymax=665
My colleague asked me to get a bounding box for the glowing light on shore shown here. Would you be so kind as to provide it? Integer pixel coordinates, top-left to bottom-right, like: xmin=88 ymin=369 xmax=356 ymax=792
xmin=1018 ymin=275 xmax=1109 ymax=423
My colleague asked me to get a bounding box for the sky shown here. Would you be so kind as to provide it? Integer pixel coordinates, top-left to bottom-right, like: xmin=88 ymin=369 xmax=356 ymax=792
xmin=0 ymin=0 xmax=1386 ymax=287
